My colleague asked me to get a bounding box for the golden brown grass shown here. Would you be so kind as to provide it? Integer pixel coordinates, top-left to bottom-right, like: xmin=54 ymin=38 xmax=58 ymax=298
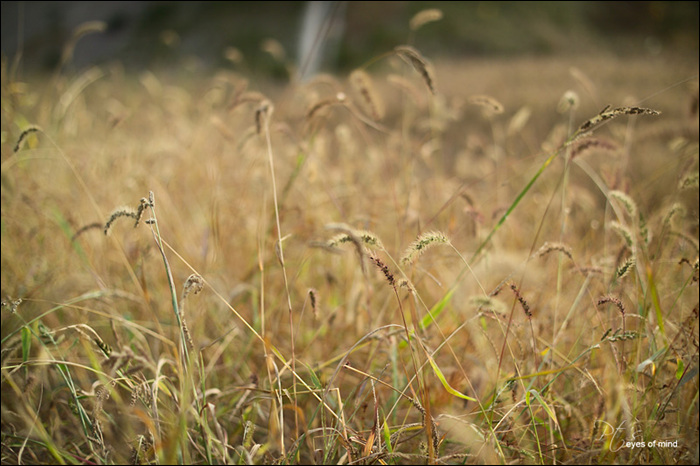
xmin=1 ymin=18 xmax=699 ymax=466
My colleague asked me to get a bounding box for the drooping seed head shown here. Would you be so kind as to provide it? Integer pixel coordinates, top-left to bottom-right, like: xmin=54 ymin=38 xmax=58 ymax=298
xmin=394 ymin=45 xmax=436 ymax=95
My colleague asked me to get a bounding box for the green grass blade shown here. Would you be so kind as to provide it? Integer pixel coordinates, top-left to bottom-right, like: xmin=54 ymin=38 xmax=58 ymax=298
xmin=398 ymin=288 xmax=455 ymax=350
xmin=419 ymin=287 xmax=455 ymax=330
xmin=526 ymin=389 xmax=559 ymax=429
xmin=21 ymin=326 xmax=31 ymax=363
xmin=472 ymin=148 xmax=561 ymax=261
xmin=426 ymin=351 xmax=477 ymax=402
xmin=647 ymin=265 xmax=666 ymax=339
xmin=382 ymin=416 xmax=394 ymax=453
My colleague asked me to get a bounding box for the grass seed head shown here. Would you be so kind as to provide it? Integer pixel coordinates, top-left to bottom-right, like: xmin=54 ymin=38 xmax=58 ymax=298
xmin=557 ymin=90 xmax=580 ymax=113
xmin=664 ymin=202 xmax=686 ymax=224
xmin=350 ymin=69 xmax=385 ymax=121
xmin=13 ymin=126 xmax=41 ymax=152
xmin=469 ymin=94 xmax=504 ymax=115
xmin=569 ymin=138 xmax=618 ymax=160
xmin=609 ymin=190 xmax=638 ymax=219
xmin=71 ymin=222 xmax=103 ymax=242
xmin=616 ymin=256 xmax=636 ymax=280
xmin=182 ymin=274 xmax=204 ymax=300
xmin=104 ymin=207 xmax=138 ymax=235
xmin=610 ymin=221 xmax=635 ymax=248
xmin=409 ymin=8 xmax=443 ymax=31
xmin=535 ymin=241 xmax=573 ymax=260
xmin=507 ymin=106 xmax=532 ymax=135
xmin=326 ymin=227 xmax=383 ymax=251
xmin=598 ymin=295 xmax=626 ymax=315
xmin=181 ymin=317 xmax=195 ymax=351
xmin=576 ymin=106 xmax=660 ymax=134
xmin=306 ymin=93 xmax=346 ymax=120
xmin=308 ymin=288 xmax=318 ymax=318
xmin=61 ymin=21 xmax=106 ymax=67
xmin=394 ymin=45 xmax=436 ymax=94
xmin=371 ymin=255 xmax=395 ymax=287
xmin=509 ymin=283 xmax=532 ymax=318
xmin=133 ymin=197 xmax=151 ymax=228
xmin=400 ymin=231 xmax=449 ymax=266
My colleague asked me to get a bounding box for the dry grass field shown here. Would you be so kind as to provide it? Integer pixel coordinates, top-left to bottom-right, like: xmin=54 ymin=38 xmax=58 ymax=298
xmin=1 ymin=11 xmax=699 ymax=465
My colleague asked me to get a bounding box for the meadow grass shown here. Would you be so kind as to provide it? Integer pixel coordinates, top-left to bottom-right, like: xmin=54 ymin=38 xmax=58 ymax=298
xmin=1 ymin=16 xmax=699 ymax=465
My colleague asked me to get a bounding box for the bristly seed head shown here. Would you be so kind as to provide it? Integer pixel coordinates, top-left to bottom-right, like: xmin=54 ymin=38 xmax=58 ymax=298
xmin=509 ymin=283 xmax=532 ymax=318
xmin=326 ymin=228 xmax=383 ymax=250
xmin=575 ymin=266 xmax=604 ymax=276
xmin=597 ymin=295 xmax=625 ymax=315
xmin=135 ymin=197 xmax=152 ymax=226
xmin=349 ymin=69 xmax=384 ymax=121
xmin=104 ymin=194 xmax=155 ymax=235
xmin=400 ymin=231 xmax=449 ymax=266
xmin=569 ymin=138 xmax=618 ymax=160
xmin=306 ymin=95 xmax=346 ymax=120
xmin=409 ymin=8 xmax=443 ymax=31
xmin=182 ymin=274 xmax=204 ymax=300
xmin=608 ymin=190 xmax=638 ymax=219
xmin=181 ymin=318 xmax=194 ymax=351
xmin=324 ymin=224 xmax=382 ymax=276
xmin=469 ymin=95 xmax=504 ymax=115
xmin=396 ymin=278 xmax=414 ymax=292
xmin=104 ymin=207 xmax=138 ymax=235
xmin=394 ymin=45 xmax=436 ymax=95
xmin=371 ymin=255 xmax=395 ymax=287
xmin=308 ymin=288 xmax=318 ymax=318
xmin=576 ymin=106 xmax=660 ymax=134
xmin=535 ymin=241 xmax=573 ymax=260
xmin=616 ymin=256 xmax=636 ymax=280
xmin=557 ymin=90 xmax=580 ymax=113
xmin=94 ymin=382 xmax=111 ymax=402
xmin=610 ymin=221 xmax=635 ymax=248
xmin=13 ymin=126 xmax=41 ymax=153
xmin=71 ymin=222 xmax=103 ymax=242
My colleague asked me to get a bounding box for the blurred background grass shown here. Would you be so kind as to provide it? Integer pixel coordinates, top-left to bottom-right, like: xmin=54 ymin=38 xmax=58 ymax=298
xmin=2 ymin=1 xmax=698 ymax=76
